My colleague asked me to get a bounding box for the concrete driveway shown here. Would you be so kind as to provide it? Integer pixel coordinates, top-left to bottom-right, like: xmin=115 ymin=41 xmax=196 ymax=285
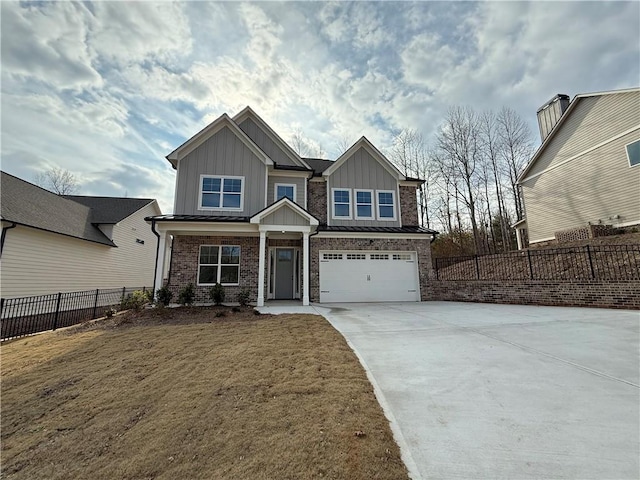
xmin=320 ymin=302 xmax=640 ymax=480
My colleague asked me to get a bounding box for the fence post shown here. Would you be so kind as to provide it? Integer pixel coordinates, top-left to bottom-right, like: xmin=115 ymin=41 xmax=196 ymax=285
xmin=92 ymin=289 xmax=99 ymax=319
xmin=434 ymin=259 xmax=439 ymax=280
xmin=527 ymin=250 xmax=534 ymax=280
xmin=0 ymin=297 xmax=4 ymax=318
xmin=52 ymin=292 xmax=62 ymax=331
xmin=474 ymin=255 xmax=480 ymax=280
xmin=586 ymin=245 xmax=595 ymax=279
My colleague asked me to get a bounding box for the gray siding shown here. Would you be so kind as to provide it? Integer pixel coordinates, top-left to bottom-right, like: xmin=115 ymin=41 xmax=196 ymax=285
xmin=261 ymin=205 xmax=308 ymax=226
xmin=267 ymin=175 xmax=306 ymax=207
xmin=527 ymin=92 xmax=640 ymax=178
xmin=328 ymin=147 xmax=400 ymax=227
xmin=238 ymin=118 xmax=297 ymax=166
xmin=522 ymin=130 xmax=640 ymax=243
xmin=174 ymin=126 xmax=266 ymax=216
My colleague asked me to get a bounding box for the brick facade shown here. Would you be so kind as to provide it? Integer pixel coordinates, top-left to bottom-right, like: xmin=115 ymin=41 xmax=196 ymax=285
xmin=307 ymin=181 xmax=327 ymax=224
xmin=426 ymin=279 xmax=640 ymax=309
xmin=309 ymin=236 xmax=433 ymax=302
xmin=399 ymin=185 xmax=419 ymax=226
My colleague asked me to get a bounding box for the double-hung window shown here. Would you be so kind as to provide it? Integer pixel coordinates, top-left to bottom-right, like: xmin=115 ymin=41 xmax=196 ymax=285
xmin=626 ymin=139 xmax=640 ymax=167
xmin=275 ymin=183 xmax=296 ymax=202
xmin=200 ymin=175 xmax=244 ymax=210
xmin=198 ymin=245 xmax=241 ymax=285
xmin=354 ymin=190 xmax=374 ymax=219
xmin=377 ymin=190 xmax=396 ymax=220
xmin=332 ymin=189 xmax=351 ymax=219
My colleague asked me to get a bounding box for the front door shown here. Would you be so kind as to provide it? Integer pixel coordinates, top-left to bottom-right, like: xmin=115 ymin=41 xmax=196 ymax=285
xmin=275 ymin=248 xmax=295 ymax=299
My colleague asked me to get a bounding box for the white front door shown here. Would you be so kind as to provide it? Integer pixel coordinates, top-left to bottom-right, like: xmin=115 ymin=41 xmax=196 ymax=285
xmin=319 ymin=251 xmax=420 ymax=303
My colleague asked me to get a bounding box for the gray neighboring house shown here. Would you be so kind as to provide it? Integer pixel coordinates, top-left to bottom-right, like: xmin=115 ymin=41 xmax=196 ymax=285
xmin=0 ymin=172 xmax=161 ymax=298
xmin=147 ymin=106 xmax=437 ymax=306
xmin=515 ymin=87 xmax=640 ymax=248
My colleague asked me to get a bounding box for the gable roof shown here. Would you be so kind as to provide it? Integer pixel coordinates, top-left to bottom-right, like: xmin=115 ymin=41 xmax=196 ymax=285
xmin=322 ymin=136 xmax=404 ymax=180
xmin=250 ymin=197 xmax=319 ymax=226
xmin=517 ymin=87 xmax=640 ymax=183
xmin=233 ymin=106 xmax=311 ymax=169
xmin=63 ymin=196 xmax=157 ymax=224
xmin=166 ymin=113 xmax=274 ymax=168
xmin=304 ymin=158 xmax=334 ymax=176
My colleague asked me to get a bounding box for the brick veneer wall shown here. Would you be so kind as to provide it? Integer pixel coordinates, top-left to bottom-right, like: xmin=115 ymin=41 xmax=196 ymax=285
xmin=399 ymin=185 xmax=419 ymax=225
xmin=426 ymin=280 xmax=640 ymax=309
xmin=307 ymin=181 xmax=327 ymax=224
xmin=309 ymin=236 xmax=434 ymax=302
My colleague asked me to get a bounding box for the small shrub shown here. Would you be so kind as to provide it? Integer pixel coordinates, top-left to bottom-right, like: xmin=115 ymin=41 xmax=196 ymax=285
xmin=144 ymin=289 xmax=154 ymax=303
xmin=231 ymin=306 xmax=241 ymax=313
xmin=105 ymin=307 xmax=117 ymax=318
xmin=215 ymin=310 xmax=227 ymax=318
xmin=156 ymin=286 xmax=173 ymax=307
xmin=209 ymin=283 xmax=225 ymax=306
xmin=236 ymin=288 xmax=251 ymax=307
xmin=178 ymin=283 xmax=195 ymax=306
xmin=121 ymin=290 xmax=148 ymax=311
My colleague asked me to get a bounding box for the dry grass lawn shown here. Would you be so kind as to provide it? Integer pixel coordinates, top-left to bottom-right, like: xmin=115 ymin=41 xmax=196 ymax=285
xmin=1 ymin=307 xmax=409 ymax=479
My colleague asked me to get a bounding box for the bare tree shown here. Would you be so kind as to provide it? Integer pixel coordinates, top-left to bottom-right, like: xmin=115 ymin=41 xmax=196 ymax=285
xmin=34 ymin=167 xmax=79 ymax=195
xmin=335 ymin=134 xmax=355 ymax=156
xmin=290 ymin=128 xmax=310 ymax=157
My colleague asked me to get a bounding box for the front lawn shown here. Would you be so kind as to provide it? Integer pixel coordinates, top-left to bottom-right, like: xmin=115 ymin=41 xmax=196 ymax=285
xmin=1 ymin=307 xmax=408 ymax=479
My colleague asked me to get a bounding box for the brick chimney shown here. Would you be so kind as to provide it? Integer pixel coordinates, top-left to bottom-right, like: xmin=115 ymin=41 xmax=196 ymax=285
xmin=536 ymin=94 xmax=570 ymax=142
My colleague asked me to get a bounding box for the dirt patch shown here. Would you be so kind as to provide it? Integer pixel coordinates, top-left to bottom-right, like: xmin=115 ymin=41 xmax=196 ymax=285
xmin=1 ymin=308 xmax=408 ymax=480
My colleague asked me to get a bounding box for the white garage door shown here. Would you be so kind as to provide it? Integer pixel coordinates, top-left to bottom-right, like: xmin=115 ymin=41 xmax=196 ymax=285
xmin=319 ymin=251 xmax=420 ymax=303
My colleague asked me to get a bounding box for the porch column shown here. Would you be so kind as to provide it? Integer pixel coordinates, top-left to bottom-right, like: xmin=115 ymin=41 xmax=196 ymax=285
xmin=516 ymin=228 xmax=523 ymax=250
xmin=153 ymin=230 xmax=168 ymax=299
xmin=257 ymin=230 xmax=266 ymax=307
xmin=302 ymin=231 xmax=310 ymax=306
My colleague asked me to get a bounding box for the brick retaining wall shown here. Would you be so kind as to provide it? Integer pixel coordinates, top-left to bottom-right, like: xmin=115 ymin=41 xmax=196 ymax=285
xmin=426 ymin=280 xmax=640 ymax=309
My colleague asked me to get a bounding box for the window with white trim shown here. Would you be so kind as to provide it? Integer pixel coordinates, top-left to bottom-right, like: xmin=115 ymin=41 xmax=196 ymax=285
xmin=354 ymin=189 xmax=374 ymax=219
xmin=199 ymin=175 xmax=244 ymax=210
xmin=332 ymin=189 xmax=351 ymax=219
xmin=626 ymin=139 xmax=640 ymax=167
xmin=198 ymin=245 xmax=241 ymax=285
xmin=377 ymin=190 xmax=396 ymax=220
xmin=275 ymin=183 xmax=296 ymax=202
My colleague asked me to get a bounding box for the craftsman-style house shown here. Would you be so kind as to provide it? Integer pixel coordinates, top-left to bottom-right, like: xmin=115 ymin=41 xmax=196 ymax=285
xmin=147 ymin=107 xmax=436 ymax=305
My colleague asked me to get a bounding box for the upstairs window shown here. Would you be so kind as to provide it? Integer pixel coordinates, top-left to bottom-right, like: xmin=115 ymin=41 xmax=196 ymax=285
xmin=332 ymin=189 xmax=351 ymax=219
xmin=377 ymin=190 xmax=396 ymax=221
xmin=275 ymin=183 xmax=296 ymax=202
xmin=626 ymin=139 xmax=640 ymax=167
xmin=200 ymin=175 xmax=244 ymax=210
xmin=198 ymin=245 xmax=241 ymax=285
xmin=354 ymin=190 xmax=374 ymax=219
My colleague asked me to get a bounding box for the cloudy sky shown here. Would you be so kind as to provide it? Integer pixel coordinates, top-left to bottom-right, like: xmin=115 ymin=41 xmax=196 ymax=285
xmin=2 ymin=1 xmax=638 ymax=213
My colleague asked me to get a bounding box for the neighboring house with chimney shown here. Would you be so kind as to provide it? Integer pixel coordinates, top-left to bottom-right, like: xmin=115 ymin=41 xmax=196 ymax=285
xmin=0 ymin=172 xmax=162 ymax=298
xmin=146 ymin=106 xmax=436 ymax=306
xmin=515 ymin=87 xmax=640 ymax=248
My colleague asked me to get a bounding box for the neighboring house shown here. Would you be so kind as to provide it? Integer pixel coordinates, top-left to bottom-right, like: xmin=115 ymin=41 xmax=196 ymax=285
xmin=147 ymin=107 xmax=436 ymax=306
xmin=515 ymin=87 xmax=640 ymax=248
xmin=0 ymin=172 xmax=162 ymax=298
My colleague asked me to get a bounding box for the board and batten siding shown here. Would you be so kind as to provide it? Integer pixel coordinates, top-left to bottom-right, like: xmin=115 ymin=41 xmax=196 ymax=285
xmin=174 ymin=126 xmax=266 ymax=216
xmin=0 ymin=202 xmax=160 ymax=298
xmin=521 ymin=130 xmax=640 ymax=243
xmin=527 ymin=91 xmax=640 ymax=178
xmin=267 ymin=175 xmax=306 ymax=207
xmin=260 ymin=206 xmax=308 ymax=226
xmin=328 ymin=147 xmax=400 ymax=227
xmin=238 ymin=118 xmax=297 ymax=166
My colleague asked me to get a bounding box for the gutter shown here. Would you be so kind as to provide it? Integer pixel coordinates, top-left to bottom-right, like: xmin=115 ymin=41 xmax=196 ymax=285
xmin=1 ymin=222 xmax=17 ymax=257
xmin=430 ymin=231 xmax=438 ymax=244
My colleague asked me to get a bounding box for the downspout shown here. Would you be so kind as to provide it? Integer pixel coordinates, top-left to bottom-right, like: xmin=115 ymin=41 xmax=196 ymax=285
xmin=150 ymin=219 xmax=160 ymax=296
xmin=1 ymin=222 xmax=17 ymax=258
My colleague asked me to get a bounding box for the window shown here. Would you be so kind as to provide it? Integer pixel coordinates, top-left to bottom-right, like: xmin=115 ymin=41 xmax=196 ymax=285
xmin=332 ymin=189 xmax=351 ymax=219
xmin=346 ymin=253 xmax=366 ymax=260
xmin=370 ymin=253 xmax=389 ymax=260
xmin=354 ymin=190 xmax=374 ymax=219
xmin=626 ymin=139 xmax=640 ymax=167
xmin=377 ymin=190 xmax=396 ymax=220
xmin=393 ymin=254 xmax=412 ymax=261
xmin=198 ymin=245 xmax=240 ymax=285
xmin=275 ymin=183 xmax=296 ymax=202
xmin=199 ymin=175 xmax=244 ymax=210
xmin=322 ymin=253 xmax=343 ymax=260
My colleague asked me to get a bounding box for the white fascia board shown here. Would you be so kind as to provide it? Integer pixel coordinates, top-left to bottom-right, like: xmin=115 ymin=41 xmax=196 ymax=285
xmin=156 ymin=222 xmax=258 ymax=235
xmin=323 ymin=137 xmax=404 ymax=180
xmin=232 ymin=106 xmax=311 ymax=169
xmin=314 ymin=231 xmax=433 ymax=240
xmin=258 ymin=224 xmax=316 ymax=233
xmin=167 ymin=113 xmax=274 ymax=167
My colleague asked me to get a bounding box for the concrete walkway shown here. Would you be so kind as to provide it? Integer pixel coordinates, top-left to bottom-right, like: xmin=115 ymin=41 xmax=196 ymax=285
xmin=318 ymin=302 xmax=640 ymax=480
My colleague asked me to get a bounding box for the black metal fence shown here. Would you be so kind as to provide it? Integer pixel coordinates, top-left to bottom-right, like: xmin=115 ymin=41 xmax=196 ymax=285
xmin=1 ymin=287 xmax=146 ymax=341
xmin=433 ymin=244 xmax=640 ymax=281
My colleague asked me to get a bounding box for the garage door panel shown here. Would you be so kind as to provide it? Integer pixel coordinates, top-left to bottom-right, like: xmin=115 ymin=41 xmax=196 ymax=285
xmin=319 ymin=251 xmax=419 ymax=303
